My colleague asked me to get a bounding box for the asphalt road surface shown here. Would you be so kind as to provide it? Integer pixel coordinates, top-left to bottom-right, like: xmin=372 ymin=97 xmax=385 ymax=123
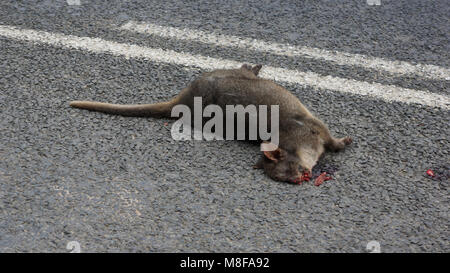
xmin=0 ymin=0 xmax=448 ymax=252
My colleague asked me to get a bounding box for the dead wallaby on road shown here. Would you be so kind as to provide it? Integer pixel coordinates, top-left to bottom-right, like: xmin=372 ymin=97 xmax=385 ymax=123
xmin=70 ymin=64 xmax=352 ymax=184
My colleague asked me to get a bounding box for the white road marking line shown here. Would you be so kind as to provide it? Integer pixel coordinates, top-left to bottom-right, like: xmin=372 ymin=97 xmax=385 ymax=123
xmin=0 ymin=25 xmax=448 ymax=110
xmin=119 ymin=21 xmax=450 ymax=81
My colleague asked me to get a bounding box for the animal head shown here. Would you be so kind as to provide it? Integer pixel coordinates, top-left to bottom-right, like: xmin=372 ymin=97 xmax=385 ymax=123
xmin=255 ymin=147 xmax=306 ymax=183
xmin=254 ymin=119 xmax=326 ymax=184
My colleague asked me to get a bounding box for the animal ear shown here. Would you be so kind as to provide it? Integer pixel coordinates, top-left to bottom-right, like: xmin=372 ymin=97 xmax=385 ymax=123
xmin=263 ymin=148 xmax=285 ymax=162
xmin=252 ymin=64 xmax=262 ymax=76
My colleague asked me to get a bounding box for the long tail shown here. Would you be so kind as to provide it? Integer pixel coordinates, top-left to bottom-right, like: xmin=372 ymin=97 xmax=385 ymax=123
xmin=69 ymin=98 xmax=178 ymax=118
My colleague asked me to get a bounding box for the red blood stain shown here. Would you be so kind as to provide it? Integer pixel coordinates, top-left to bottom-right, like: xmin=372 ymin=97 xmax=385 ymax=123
xmin=289 ymin=172 xmax=311 ymax=184
xmin=302 ymin=171 xmax=311 ymax=182
xmin=314 ymin=172 xmax=332 ymax=186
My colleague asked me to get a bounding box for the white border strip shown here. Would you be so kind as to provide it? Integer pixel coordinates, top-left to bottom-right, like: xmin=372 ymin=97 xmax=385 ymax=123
xmin=119 ymin=21 xmax=450 ymax=81
xmin=0 ymin=25 xmax=448 ymax=110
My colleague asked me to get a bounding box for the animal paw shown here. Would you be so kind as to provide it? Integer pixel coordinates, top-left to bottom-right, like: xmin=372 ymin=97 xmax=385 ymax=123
xmin=343 ymin=137 xmax=352 ymax=145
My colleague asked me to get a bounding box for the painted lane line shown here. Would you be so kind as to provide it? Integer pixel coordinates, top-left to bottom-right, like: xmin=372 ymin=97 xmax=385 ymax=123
xmin=0 ymin=25 xmax=448 ymax=110
xmin=118 ymin=21 xmax=450 ymax=81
